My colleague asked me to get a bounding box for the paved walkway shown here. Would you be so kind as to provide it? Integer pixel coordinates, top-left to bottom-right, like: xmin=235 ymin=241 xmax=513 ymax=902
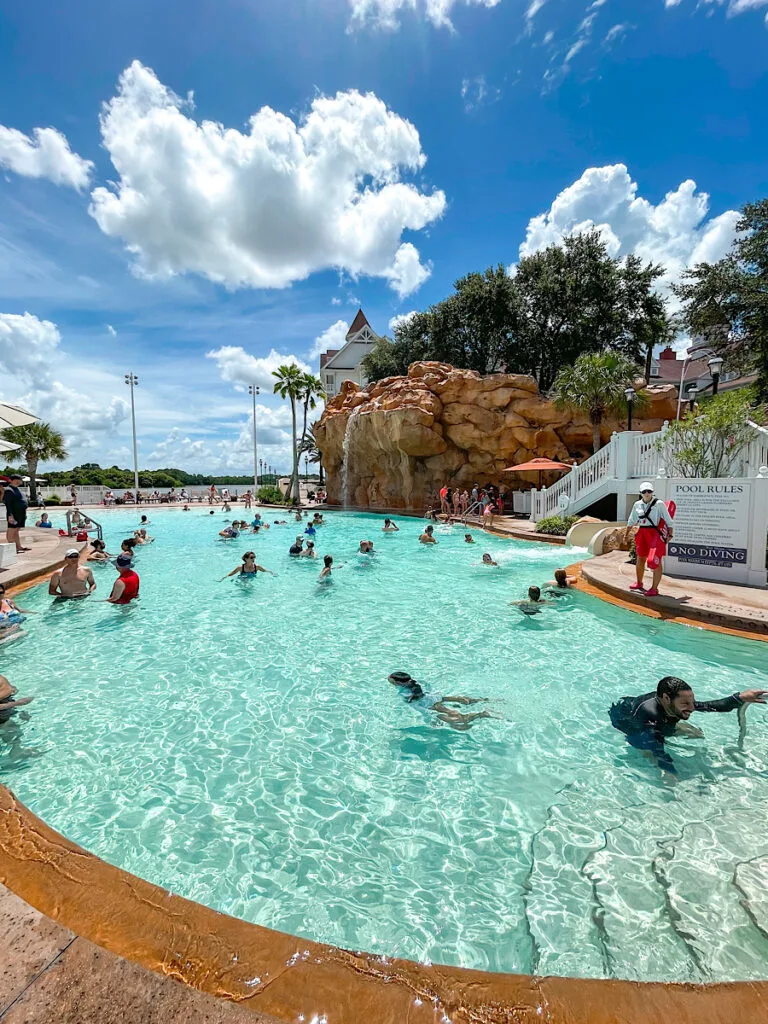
xmin=0 ymin=883 xmax=279 ymax=1024
xmin=579 ymin=549 xmax=768 ymax=640
xmin=0 ymin=530 xmax=87 ymax=591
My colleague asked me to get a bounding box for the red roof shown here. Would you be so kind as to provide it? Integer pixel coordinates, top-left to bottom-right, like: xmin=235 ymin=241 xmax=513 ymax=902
xmin=320 ymin=350 xmax=339 ymax=368
xmin=346 ymin=308 xmax=371 ymax=339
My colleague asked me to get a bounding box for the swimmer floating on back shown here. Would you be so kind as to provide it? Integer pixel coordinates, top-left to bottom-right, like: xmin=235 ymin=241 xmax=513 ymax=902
xmin=389 ymin=672 xmax=492 ymax=731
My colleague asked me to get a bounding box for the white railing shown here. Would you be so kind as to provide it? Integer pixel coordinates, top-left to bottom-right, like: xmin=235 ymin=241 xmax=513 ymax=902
xmin=630 ymin=429 xmax=664 ymax=479
xmin=743 ymin=423 xmax=768 ymax=476
xmin=532 ymin=440 xmax=616 ymax=520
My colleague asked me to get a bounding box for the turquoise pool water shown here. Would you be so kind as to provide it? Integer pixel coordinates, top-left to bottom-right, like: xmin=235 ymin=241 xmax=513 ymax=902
xmin=2 ymin=509 xmax=768 ymax=983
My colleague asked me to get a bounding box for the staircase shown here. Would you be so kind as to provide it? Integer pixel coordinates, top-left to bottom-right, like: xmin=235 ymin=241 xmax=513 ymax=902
xmin=530 ymin=421 xmax=768 ymax=522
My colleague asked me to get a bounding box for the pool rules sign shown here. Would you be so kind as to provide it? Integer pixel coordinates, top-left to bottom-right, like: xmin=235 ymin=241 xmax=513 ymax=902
xmin=665 ymin=477 xmax=768 ymax=587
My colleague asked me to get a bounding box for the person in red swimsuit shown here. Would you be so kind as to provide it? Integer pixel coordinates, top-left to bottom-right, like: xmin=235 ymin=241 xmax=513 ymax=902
xmin=106 ymin=554 xmax=140 ymax=604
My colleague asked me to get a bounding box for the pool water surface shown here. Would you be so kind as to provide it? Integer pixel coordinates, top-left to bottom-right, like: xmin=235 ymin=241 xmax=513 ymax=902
xmin=2 ymin=509 xmax=768 ymax=983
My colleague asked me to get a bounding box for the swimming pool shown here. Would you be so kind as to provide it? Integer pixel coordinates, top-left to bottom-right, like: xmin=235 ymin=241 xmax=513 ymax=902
xmin=2 ymin=509 xmax=768 ymax=984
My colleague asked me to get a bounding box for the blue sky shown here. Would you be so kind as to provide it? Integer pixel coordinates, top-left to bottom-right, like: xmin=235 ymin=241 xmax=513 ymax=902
xmin=0 ymin=0 xmax=766 ymax=473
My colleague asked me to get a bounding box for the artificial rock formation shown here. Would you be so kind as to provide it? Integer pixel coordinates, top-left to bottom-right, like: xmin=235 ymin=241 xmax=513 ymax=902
xmin=314 ymin=362 xmax=678 ymax=510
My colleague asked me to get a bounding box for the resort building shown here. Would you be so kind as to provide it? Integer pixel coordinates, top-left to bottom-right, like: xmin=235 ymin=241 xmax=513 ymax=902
xmin=650 ymin=337 xmax=756 ymax=398
xmin=319 ymin=309 xmax=382 ymax=398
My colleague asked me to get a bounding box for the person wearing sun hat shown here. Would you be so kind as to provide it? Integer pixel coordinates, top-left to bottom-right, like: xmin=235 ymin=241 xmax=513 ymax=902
xmin=627 ymin=482 xmax=675 ymax=597
xmin=48 ymin=549 xmax=96 ymax=598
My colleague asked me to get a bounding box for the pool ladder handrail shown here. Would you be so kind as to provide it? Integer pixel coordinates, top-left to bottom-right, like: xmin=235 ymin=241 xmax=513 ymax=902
xmin=66 ymin=510 xmax=104 ymax=543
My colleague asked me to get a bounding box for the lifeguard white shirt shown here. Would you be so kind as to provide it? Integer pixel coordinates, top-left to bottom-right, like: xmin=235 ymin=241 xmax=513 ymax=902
xmin=628 ymin=499 xmax=674 ymax=529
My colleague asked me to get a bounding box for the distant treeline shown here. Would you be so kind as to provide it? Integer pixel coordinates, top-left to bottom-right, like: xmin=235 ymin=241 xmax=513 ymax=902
xmin=0 ymin=462 xmax=272 ymax=488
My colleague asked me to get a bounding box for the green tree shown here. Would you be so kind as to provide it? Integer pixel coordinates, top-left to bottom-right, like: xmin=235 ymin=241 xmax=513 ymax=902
xmin=299 ymin=423 xmax=324 ymax=484
xmin=675 ymin=199 xmax=768 ymax=397
xmin=552 ymin=351 xmax=645 ymax=454
xmin=298 ymin=373 xmax=326 ymax=463
xmin=659 ymin=389 xmax=758 ymax=478
xmin=2 ymin=422 xmax=68 ymax=504
xmin=272 ymin=363 xmax=304 ymax=504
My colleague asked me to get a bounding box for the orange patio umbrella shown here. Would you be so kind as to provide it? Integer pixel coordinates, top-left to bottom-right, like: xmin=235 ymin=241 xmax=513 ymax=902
xmin=503 ymin=456 xmax=573 ymax=489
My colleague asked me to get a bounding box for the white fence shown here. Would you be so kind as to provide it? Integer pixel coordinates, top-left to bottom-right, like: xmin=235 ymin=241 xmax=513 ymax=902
xmin=531 ymin=421 xmax=768 ymax=522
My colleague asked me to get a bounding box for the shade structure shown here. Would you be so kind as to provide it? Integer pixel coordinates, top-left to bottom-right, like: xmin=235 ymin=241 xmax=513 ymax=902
xmin=0 ymin=438 xmax=22 ymax=453
xmin=0 ymin=402 xmax=38 ymax=428
xmin=503 ymin=456 xmax=573 ymax=490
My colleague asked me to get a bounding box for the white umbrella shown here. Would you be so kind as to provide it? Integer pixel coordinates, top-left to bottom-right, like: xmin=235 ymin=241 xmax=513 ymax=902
xmin=0 ymin=438 xmax=21 ymax=453
xmin=21 ymin=476 xmax=47 ymax=483
xmin=0 ymin=402 xmax=38 ymax=428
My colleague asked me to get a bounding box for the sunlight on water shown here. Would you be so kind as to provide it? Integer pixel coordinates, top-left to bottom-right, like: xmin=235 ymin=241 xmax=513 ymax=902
xmin=2 ymin=509 xmax=768 ymax=982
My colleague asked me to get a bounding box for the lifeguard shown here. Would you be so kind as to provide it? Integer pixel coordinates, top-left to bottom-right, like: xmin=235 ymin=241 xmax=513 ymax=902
xmin=627 ymin=482 xmax=675 ymax=597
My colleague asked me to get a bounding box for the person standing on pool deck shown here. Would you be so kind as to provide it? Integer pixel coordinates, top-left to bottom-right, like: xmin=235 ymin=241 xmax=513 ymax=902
xmin=627 ymin=482 xmax=674 ymax=597
xmin=106 ymin=554 xmax=140 ymax=604
xmin=3 ymin=474 xmax=29 ymax=553
xmin=610 ymin=676 xmax=767 ymax=775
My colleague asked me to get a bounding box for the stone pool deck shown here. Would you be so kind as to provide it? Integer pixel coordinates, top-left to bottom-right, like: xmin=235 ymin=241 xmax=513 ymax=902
xmin=1 ymin=786 xmax=767 ymax=1024
xmin=577 ymin=549 xmax=768 ymax=641
xmin=0 ymin=529 xmax=88 ymax=591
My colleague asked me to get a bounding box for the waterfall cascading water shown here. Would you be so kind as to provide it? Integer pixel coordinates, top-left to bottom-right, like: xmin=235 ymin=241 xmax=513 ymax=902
xmin=340 ymin=407 xmax=361 ymax=507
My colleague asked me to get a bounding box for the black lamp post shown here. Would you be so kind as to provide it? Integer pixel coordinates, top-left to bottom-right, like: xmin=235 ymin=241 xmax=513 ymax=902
xmin=687 ymin=382 xmax=698 ymax=413
xmin=624 ymin=386 xmax=636 ymax=431
xmin=708 ymin=355 xmax=724 ymax=397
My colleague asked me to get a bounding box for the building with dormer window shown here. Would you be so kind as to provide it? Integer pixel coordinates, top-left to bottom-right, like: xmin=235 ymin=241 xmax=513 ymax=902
xmin=319 ymin=309 xmax=382 ymax=397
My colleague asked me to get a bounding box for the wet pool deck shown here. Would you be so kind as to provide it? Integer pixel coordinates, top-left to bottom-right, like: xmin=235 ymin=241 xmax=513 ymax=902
xmin=578 ymin=549 xmax=768 ymax=641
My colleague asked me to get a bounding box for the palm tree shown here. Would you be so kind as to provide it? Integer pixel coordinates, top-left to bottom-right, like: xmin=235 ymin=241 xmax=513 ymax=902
xmin=2 ymin=422 xmax=68 ymax=504
xmin=552 ymin=352 xmax=646 ymax=454
xmin=272 ymin=363 xmax=305 ymax=504
xmin=298 ymin=373 xmax=325 ymax=457
xmin=299 ymin=423 xmax=324 ymax=485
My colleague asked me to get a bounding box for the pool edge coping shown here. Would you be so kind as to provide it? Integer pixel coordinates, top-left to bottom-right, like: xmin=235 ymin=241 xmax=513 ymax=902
xmin=1 ymin=785 xmax=767 ymax=1024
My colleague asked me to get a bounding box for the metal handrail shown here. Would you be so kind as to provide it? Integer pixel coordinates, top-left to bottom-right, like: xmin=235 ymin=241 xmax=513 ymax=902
xmin=66 ymin=510 xmax=103 ymax=542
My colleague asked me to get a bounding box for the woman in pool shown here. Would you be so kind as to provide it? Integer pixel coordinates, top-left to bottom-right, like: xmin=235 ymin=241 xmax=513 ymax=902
xmin=481 ymin=553 xmax=498 ymax=566
xmin=318 ymin=554 xmax=334 ymax=581
xmin=220 ymin=552 xmax=274 ymax=580
xmin=35 ymin=512 xmax=52 ymax=528
xmin=300 ymin=540 xmax=317 ymax=558
xmin=388 ymin=672 xmax=492 ymax=731
xmin=0 ymin=584 xmax=28 ymax=628
xmin=0 ymin=673 xmax=33 ymax=723
xmin=382 ymin=518 xmax=399 ymax=532
xmin=87 ymin=539 xmax=112 ymax=561
xmin=120 ymin=538 xmax=137 ymax=563
xmin=545 ymin=568 xmax=578 ymax=592
xmin=465 ymin=533 xmax=475 ymax=544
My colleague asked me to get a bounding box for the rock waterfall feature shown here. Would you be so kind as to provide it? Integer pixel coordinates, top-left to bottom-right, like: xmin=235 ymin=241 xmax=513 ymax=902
xmin=314 ymin=362 xmax=678 ymax=510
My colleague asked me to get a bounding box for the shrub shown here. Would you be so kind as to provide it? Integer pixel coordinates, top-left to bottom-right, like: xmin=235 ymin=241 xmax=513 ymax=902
xmin=44 ymin=494 xmax=62 ymax=506
xmin=256 ymin=484 xmax=285 ymax=505
xmin=536 ymin=514 xmax=579 ymax=536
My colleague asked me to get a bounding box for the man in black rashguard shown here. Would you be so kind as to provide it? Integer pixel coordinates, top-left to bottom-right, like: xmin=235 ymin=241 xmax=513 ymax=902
xmin=3 ymin=474 xmax=29 ymax=553
xmin=610 ymin=676 xmax=767 ymax=774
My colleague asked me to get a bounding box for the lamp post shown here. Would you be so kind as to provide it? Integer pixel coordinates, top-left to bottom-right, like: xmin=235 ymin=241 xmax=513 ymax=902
xmin=259 ymin=458 xmax=263 ymax=486
xmin=708 ymin=355 xmax=724 ymax=397
xmin=248 ymin=384 xmax=260 ymax=495
xmin=687 ymin=382 xmax=698 ymax=413
xmin=624 ymin=386 xmax=636 ymax=432
xmin=124 ymin=373 xmax=139 ymax=491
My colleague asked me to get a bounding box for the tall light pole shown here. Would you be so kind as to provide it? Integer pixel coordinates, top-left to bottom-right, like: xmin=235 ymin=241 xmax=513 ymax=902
xmin=124 ymin=373 xmax=139 ymax=491
xmin=708 ymin=355 xmax=724 ymax=397
xmin=248 ymin=384 xmax=260 ymax=494
xmin=624 ymin=386 xmax=636 ymax=432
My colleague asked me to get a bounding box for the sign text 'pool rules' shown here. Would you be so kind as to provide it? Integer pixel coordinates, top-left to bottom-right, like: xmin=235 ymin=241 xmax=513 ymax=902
xmin=664 ymin=478 xmax=767 ymax=586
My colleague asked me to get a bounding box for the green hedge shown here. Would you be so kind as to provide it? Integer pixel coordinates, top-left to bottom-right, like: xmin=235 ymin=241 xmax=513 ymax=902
xmin=44 ymin=495 xmax=62 ymax=506
xmin=256 ymin=485 xmax=286 ymax=504
xmin=535 ymin=514 xmax=579 ymax=537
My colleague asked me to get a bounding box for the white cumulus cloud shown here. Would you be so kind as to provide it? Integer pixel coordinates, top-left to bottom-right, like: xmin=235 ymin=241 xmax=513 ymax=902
xmin=89 ymin=61 xmax=445 ymax=298
xmin=388 ymin=310 xmax=418 ymax=333
xmin=517 ymin=164 xmax=740 ymax=297
xmin=0 ymin=125 xmax=93 ymax=190
xmin=206 ymin=346 xmax=312 ymax=390
xmin=310 ymin=320 xmax=349 ymax=359
xmin=349 ymin=0 xmax=501 ymax=31
xmin=106 ymin=324 xmax=117 ymax=337
xmin=0 ymin=312 xmax=128 ymax=448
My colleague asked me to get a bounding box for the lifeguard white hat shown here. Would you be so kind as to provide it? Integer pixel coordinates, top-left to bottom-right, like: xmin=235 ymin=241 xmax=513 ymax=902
xmin=639 ymin=482 xmax=654 ymax=492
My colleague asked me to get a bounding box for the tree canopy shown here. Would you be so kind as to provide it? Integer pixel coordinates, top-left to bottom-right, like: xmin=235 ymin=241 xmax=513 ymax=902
xmin=362 ymin=233 xmax=670 ymax=390
xmin=675 ymin=199 xmax=768 ymax=399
